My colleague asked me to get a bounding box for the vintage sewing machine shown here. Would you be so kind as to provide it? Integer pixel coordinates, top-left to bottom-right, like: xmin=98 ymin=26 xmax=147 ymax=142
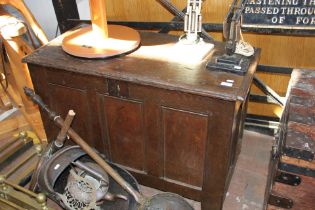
xmin=206 ymin=0 xmax=255 ymax=75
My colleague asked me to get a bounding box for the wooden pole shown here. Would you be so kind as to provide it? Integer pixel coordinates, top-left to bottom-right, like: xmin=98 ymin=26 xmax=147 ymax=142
xmin=0 ymin=0 xmax=48 ymax=45
xmin=0 ymin=33 xmax=37 ymax=114
xmin=0 ymin=9 xmax=47 ymax=142
xmin=89 ymin=0 xmax=108 ymax=39
xmin=55 ymin=110 xmax=75 ymax=147
xmin=4 ymin=83 xmax=47 ymax=143
xmin=62 ymin=0 xmax=140 ymax=58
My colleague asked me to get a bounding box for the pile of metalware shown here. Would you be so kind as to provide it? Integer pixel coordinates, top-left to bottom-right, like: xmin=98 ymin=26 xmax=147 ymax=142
xmin=21 ymin=87 xmax=193 ymax=210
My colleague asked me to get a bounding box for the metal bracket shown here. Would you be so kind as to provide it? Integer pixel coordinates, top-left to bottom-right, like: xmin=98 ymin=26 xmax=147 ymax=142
xmin=284 ymin=147 xmax=314 ymax=162
xmin=279 ymin=162 xmax=315 ymax=178
xmin=253 ymin=76 xmax=285 ymax=106
xmin=275 ymin=171 xmax=301 ymax=186
xmin=0 ymin=107 xmax=18 ymax=122
xmin=206 ymin=53 xmax=251 ymax=75
xmin=268 ymin=194 xmax=293 ymax=209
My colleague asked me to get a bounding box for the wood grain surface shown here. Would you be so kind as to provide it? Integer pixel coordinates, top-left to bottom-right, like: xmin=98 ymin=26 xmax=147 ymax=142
xmin=103 ymin=0 xmax=315 ymax=117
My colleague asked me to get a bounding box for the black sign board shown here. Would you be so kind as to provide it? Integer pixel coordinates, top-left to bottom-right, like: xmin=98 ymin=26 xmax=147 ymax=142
xmin=242 ymin=0 xmax=315 ymax=30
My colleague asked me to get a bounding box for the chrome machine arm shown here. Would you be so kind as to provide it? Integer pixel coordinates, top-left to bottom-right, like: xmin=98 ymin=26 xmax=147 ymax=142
xmin=184 ymin=0 xmax=202 ymax=42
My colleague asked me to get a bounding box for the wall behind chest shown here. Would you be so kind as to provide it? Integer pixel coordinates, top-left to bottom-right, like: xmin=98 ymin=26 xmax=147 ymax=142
xmin=24 ymin=0 xmax=58 ymax=40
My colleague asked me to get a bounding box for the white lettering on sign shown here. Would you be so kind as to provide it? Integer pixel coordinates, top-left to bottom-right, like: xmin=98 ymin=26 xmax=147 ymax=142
xmin=296 ymin=16 xmax=315 ymax=23
xmin=244 ymin=0 xmax=315 ymax=26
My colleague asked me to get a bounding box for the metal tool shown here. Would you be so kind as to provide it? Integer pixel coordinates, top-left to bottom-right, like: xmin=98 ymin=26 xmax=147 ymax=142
xmin=72 ymin=160 xmax=108 ymax=182
xmin=25 ymin=87 xmax=193 ymax=210
xmin=223 ymin=0 xmax=250 ymax=55
xmin=206 ymin=0 xmax=254 ymax=75
xmin=59 ymin=161 xmax=112 ymax=209
xmin=157 ymin=0 xmax=213 ymax=42
xmin=30 ymin=144 xmax=137 ymax=210
xmin=181 ymin=0 xmax=203 ymax=43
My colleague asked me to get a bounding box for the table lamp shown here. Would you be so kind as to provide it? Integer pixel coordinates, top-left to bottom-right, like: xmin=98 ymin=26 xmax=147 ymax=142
xmin=62 ymin=0 xmax=141 ymax=58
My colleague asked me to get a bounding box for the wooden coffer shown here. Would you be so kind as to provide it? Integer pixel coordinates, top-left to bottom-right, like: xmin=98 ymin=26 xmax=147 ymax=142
xmin=24 ymin=32 xmax=259 ymax=209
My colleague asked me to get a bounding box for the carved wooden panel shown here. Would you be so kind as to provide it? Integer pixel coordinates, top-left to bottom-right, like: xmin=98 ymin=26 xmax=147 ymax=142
xmin=26 ymin=31 xmax=257 ymax=209
xmin=162 ymin=107 xmax=208 ymax=187
xmin=103 ymin=96 xmax=146 ymax=172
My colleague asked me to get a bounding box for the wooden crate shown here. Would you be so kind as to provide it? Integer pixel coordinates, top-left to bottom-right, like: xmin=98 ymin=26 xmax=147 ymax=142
xmin=267 ymin=69 xmax=315 ymax=210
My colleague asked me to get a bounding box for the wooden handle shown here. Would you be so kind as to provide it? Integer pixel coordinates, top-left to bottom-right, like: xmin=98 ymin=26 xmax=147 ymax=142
xmin=89 ymin=0 xmax=108 ymax=39
xmin=55 ymin=110 xmax=75 ymax=147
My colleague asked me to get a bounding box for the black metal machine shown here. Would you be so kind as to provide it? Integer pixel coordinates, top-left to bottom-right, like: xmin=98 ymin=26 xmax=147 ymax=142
xmin=31 ymin=144 xmax=140 ymax=210
xmin=206 ymin=0 xmax=254 ymax=75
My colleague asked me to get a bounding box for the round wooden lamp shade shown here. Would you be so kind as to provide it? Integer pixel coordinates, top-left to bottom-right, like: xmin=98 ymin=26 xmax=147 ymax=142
xmin=62 ymin=0 xmax=140 ymax=58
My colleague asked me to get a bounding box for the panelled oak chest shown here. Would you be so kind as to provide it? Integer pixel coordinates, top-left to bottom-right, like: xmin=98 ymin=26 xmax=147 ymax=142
xmin=24 ymin=32 xmax=260 ymax=209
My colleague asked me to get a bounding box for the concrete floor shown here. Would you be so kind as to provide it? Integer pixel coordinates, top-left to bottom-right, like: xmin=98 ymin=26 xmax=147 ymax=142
xmin=223 ymin=130 xmax=274 ymax=210
xmin=140 ymin=130 xmax=274 ymax=210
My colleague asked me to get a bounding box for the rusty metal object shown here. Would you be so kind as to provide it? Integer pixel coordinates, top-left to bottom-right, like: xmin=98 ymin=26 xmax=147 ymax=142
xmin=60 ymin=161 xmax=128 ymax=209
xmin=141 ymin=193 xmax=194 ymax=210
xmin=31 ymin=144 xmax=140 ymax=210
xmin=72 ymin=160 xmax=107 ymax=182
xmin=25 ymin=87 xmax=194 ymax=210
xmin=24 ymin=87 xmax=144 ymax=203
xmin=59 ymin=164 xmax=105 ymax=209
xmin=30 ymin=144 xmax=88 ymax=199
xmin=268 ymin=194 xmax=293 ymax=209
xmin=68 ymin=161 xmax=109 ymax=201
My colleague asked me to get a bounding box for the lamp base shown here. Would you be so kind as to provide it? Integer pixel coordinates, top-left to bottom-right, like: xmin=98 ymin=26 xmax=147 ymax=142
xmin=62 ymin=25 xmax=140 ymax=59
